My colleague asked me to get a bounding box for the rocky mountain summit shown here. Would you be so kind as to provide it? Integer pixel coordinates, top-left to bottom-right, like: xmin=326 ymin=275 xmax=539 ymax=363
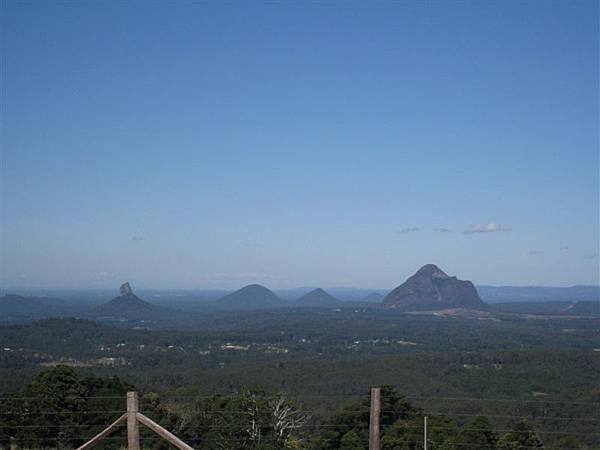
xmin=119 ymin=282 xmax=133 ymax=296
xmin=92 ymin=282 xmax=159 ymax=318
xmin=383 ymin=264 xmax=483 ymax=309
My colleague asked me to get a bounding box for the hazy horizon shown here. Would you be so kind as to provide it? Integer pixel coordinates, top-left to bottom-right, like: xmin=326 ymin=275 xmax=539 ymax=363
xmin=2 ymin=276 xmax=599 ymax=292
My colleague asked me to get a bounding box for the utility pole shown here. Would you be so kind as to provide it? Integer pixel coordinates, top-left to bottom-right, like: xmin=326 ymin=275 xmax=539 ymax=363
xmin=127 ymin=391 xmax=140 ymax=450
xmin=423 ymin=415 xmax=428 ymax=450
xmin=369 ymin=387 xmax=381 ymax=450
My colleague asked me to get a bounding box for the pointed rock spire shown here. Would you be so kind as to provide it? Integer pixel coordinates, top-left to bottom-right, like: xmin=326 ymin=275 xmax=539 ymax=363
xmin=120 ymin=282 xmax=133 ymax=296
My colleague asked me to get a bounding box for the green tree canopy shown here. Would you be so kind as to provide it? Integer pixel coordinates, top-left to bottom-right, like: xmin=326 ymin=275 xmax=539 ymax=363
xmin=497 ymin=421 xmax=544 ymax=450
xmin=315 ymin=386 xmax=417 ymax=450
xmin=454 ymin=416 xmax=497 ymax=450
xmin=0 ymin=366 xmax=176 ymax=450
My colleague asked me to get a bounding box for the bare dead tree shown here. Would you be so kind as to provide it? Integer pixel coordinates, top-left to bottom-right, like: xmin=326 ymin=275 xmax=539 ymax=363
xmin=270 ymin=394 xmax=309 ymax=447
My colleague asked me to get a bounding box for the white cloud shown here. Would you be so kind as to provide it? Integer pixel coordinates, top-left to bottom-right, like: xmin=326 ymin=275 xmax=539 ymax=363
xmin=396 ymin=227 xmax=420 ymax=234
xmin=464 ymin=223 xmax=512 ymax=234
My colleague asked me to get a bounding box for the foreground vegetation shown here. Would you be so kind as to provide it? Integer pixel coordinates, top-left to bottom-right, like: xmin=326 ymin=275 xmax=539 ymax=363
xmin=0 ymin=309 xmax=598 ymax=448
xmin=3 ymin=366 xmax=592 ymax=450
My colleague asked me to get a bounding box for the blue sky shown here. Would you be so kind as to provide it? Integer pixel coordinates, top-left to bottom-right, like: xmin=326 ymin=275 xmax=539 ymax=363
xmin=1 ymin=1 xmax=598 ymax=289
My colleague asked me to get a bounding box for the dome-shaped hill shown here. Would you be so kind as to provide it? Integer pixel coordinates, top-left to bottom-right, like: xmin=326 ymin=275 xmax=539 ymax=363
xmin=216 ymin=284 xmax=283 ymax=310
xmin=295 ymin=288 xmax=340 ymax=307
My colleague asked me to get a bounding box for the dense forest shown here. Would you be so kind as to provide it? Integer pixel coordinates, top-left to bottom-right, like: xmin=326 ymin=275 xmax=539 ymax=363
xmin=0 ymin=307 xmax=598 ymax=449
xmin=2 ymin=366 xmax=595 ymax=450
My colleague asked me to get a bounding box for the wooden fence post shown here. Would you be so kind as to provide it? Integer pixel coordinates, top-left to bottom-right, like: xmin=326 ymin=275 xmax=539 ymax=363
xmin=369 ymin=387 xmax=381 ymax=450
xmin=75 ymin=414 xmax=126 ymax=450
xmin=136 ymin=413 xmax=195 ymax=450
xmin=127 ymin=391 xmax=140 ymax=450
xmin=424 ymin=415 xmax=428 ymax=450
xmin=76 ymin=391 xmax=194 ymax=450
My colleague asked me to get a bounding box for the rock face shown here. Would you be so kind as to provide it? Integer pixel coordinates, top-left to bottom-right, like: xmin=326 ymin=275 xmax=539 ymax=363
xmin=295 ymin=288 xmax=340 ymax=307
xmin=119 ymin=282 xmax=133 ymax=296
xmin=383 ymin=264 xmax=483 ymax=309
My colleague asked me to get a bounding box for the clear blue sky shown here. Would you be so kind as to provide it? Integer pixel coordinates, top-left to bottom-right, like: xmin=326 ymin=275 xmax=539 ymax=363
xmin=1 ymin=1 xmax=598 ymax=289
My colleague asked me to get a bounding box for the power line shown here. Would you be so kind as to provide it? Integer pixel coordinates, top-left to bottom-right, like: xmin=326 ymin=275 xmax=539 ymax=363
xmin=0 ymin=396 xmax=127 ymax=400
xmin=404 ymin=395 xmax=600 ymax=405
xmin=3 ymin=407 xmax=597 ymax=422
xmin=3 ymin=437 xmax=587 ymax=449
xmin=157 ymin=394 xmax=600 ymax=405
xmin=0 ymin=410 xmax=125 ymax=415
xmin=421 ymin=412 xmax=600 ymax=422
xmin=2 ymin=393 xmax=598 ymax=406
xmin=3 ymin=423 xmax=599 ymax=436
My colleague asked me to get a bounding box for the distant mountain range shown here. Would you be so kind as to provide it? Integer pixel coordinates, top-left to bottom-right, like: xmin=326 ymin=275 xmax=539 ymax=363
xmin=273 ymin=287 xmax=387 ymax=302
xmin=477 ymin=285 xmax=600 ymax=303
xmin=491 ymin=300 xmax=600 ymax=316
xmin=1 ymin=268 xmax=599 ymax=324
xmin=0 ymin=294 xmax=70 ymax=322
xmin=383 ymin=264 xmax=483 ymax=309
xmin=361 ymin=292 xmax=384 ymax=303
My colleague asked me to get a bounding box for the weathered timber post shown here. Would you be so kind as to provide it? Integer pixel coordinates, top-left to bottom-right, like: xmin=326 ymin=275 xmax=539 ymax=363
xmin=424 ymin=415 xmax=428 ymax=450
xmin=75 ymin=414 xmax=126 ymax=450
xmin=369 ymin=387 xmax=381 ymax=450
xmin=136 ymin=413 xmax=195 ymax=450
xmin=127 ymin=391 xmax=140 ymax=450
xmin=76 ymin=391 xmax=194 ymax=450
